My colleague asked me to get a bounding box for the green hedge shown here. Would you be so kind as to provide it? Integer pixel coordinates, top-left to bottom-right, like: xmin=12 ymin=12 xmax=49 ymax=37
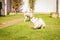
xmin=0 ymin=2 xmax=2 ymax=9
xmin=0 ymin=0 xmax=2 ymax=2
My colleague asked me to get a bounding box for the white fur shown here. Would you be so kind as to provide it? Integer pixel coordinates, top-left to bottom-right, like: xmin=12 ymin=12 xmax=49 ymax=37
xmin=31 ymin=17 xmax=46 ymax=29
xmin=24 ymin=9 xmax=33 ymax=22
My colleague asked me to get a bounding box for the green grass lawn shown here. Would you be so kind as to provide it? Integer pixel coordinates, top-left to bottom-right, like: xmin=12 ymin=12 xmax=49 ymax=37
xmin=0 ymin=14 xmax=60 ymax=40
xmin=0 ymin=14 xmax=23 ymax=24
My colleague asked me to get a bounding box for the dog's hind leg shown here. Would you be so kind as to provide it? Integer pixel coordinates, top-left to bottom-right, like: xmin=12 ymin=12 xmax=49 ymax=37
xmin=24 ymin=16 xmax=27 ymax=22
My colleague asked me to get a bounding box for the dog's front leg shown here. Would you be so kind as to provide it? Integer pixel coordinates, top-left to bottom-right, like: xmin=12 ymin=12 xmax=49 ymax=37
xmin=24 ymin=16 xmax=27 ymax=22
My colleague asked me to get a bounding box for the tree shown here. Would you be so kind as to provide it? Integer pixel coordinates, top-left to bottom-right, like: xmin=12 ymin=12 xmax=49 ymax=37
xmin=56 ymin=0 xmax=59 ymax=17
xmin=11 ymin=0 xmax=22 ymax=11
xmin=29 ymin=0 xmax=35 ymax=10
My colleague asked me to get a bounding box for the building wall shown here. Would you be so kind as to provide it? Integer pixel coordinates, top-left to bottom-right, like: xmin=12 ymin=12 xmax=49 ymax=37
xmin=59 ymin=0 xmax=60 ymax=13
xmin=34 ymin=0 xmax=56 ymax=13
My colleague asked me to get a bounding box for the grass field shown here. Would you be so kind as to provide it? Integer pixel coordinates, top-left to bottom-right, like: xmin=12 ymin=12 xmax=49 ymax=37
xmin=0 ymin=14 xmax=23 ymax=24
xmin=0 ymin=14 xmax=60 ymax=40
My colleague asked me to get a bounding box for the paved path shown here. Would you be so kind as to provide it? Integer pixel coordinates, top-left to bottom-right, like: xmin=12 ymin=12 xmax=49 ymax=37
xmin=0 ymin=18 xmax=23 ymax=29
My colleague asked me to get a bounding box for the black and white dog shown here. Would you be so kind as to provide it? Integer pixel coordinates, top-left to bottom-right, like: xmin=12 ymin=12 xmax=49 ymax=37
xmin=30 ymin=17 xmax=46 ymax=29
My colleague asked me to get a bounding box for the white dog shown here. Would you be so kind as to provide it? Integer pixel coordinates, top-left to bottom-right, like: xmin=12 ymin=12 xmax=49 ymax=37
xmin=24 ymin=9 xmax=33 ymax=22
xmin=30 ymin=17 xmax=46 ymax=29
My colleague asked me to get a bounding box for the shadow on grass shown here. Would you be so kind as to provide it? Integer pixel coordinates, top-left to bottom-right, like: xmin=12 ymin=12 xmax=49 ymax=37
xmin=25 ymin=20 xmax=30 ymax=22
xmin=0 ymin=15 xmax=6 ymax=17
xmin=15 ymin=36 xmax=31 ymax=40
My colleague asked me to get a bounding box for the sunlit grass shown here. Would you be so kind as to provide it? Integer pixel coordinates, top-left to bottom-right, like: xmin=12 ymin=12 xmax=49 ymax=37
xmin=0 ymin=14 xmax=23 ymax=24
xmin=0 ymin=14 xmax=60 ymax=40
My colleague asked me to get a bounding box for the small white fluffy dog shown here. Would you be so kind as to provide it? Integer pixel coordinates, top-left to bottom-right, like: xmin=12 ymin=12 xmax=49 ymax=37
xmin=24 ymin=9 xmax=33 ymax=22
xmin=30 ymin=17 xmax=46 ymax=29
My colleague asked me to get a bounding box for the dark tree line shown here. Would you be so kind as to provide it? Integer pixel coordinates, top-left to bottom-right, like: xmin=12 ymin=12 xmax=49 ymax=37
xmin=29 ymin=0 xmax=35 ymax=10
xmin=11 ymin=0 xmax=22 ymax=10
xmin=11 ymin=0 xmax=35 ymax=11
